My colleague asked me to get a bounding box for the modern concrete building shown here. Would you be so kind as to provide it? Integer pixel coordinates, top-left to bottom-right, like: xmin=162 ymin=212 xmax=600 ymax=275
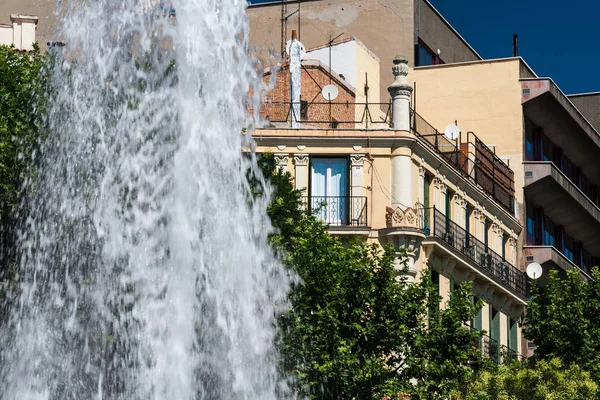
xmin=410 ymin=59 xmax=600 ymax=296
xmin=248 ymin=0 xmax=481 ymax=101
xmin=256 ymin=42 xmax=526 ymax=362
xmin=0 ymin=14 xmax=38 ymax=51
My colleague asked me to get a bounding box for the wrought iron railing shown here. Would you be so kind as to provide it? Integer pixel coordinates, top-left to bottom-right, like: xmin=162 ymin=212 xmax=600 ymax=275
xmin=260 ymin=101 xmax=392 ymax=128
xmin=481 ymin=334 xmax=519 ymax=364
xmin=424 ymin=207 xmax=527 ymax=298
xmin=412 ymin=110 xmax=516 ymax=214
xmin=305 ymin=196 xmax=368 ymax=227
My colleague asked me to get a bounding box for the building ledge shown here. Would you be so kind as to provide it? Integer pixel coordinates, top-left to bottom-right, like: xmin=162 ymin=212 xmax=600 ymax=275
xmin=524 ymin=246 xmax=591 ymax=286
xmin=327 ymin=226 xmax=371 ymax=236
xmin=524 ymin=161 xmax=600 ymax=256
xmin=522 ymin=79 xmax=600 ymax=183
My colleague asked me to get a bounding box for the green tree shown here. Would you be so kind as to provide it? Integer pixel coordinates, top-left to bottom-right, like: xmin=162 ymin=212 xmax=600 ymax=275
xmin=524 ymin=267 xmax=600 ymax=384
xmin=455 ymin=358 xmax=598 ymax=400
xmin=256 ymin=154 xmax=482 ymax=399
xmin=0 ymin=44 xmax=48 ymax=294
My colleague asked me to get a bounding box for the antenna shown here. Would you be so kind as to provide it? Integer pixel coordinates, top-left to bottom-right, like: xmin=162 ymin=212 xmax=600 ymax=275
xmin=444 ymin=124 xmax=460 ymax=140
xmin=526 ymin=263 xmax=543 ymax=280
xmin=321 ymin=85 xmax=339 ymax=101
xmin=280 ymin=0 xmax=288 ymax=58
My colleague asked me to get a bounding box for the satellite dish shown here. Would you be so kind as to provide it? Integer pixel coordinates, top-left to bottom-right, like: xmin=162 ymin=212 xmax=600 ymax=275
xmin=526 ymin=263 xmax=543 ymax=279
xmin=285 ymin=40 xmax=306 ymax=60
xmin=321 ymin=84 xmax=339 ymax=101
xmin=444 ymin=124 xmax=460 ymax=140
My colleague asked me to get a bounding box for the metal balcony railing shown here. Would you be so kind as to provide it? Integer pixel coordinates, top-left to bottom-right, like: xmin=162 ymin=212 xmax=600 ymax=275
xmin=305 ymin=196 xmax=368 ymax=227
xmin=480 ymin=334 xmax=519 ymax=364
xmin=260 ymin=101 xmax=392 ymax=129
xmin=412 ymin=111 xmax=516 ymax=214
xmin=424 ymin=207 xmax=527 ymax=298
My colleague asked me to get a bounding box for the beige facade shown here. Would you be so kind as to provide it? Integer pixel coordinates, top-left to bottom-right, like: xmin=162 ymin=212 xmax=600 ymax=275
xmin=0 ymin=0 xmax=53 ymax=48
xmin=0 ymin=14 xmax=38 ymax=51
xmin=410 ymin=58 xmax=600 ymax=357
xmin=255 ymin=55 xmax=526 ymax=362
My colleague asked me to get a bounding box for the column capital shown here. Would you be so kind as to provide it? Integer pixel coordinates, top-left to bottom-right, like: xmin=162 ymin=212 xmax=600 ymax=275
xmin=293 ymin=153 xmax=309 ymax=166
xmin=274 ymin=153 xmax=289 ymax=169
xmin=350 ymin=153 xmax=366 ymax=167
xmin=491 ymin=222 xmax=504 ymax=237
xmin=473 ymin=207 xmax=486 ymax=222
xmin=432 ymin=175 xmax=447 ymax=193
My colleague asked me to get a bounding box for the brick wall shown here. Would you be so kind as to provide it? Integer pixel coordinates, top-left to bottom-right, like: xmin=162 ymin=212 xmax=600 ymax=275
xmin=261 ymin=61 xmax=356 ymax=128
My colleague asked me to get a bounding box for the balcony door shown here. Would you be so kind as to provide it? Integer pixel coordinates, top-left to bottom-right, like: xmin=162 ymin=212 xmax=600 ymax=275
xmin=311 ymin=158 xmax=348 ymax=225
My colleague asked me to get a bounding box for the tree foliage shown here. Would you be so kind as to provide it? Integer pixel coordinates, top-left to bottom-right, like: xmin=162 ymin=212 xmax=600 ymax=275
xmin=455 ymin=358 xmax=598 ymax=400
xmin=0 ymin=44 xmax=48 ymax=294
xmin=524 ymin=267 xmax=600 ymax=384
xmin=256 ymin=153 xmax=482 ymax=399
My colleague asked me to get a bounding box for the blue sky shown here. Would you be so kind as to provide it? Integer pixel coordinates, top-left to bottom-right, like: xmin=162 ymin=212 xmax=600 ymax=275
xmin=430 ymin=0 xmax=598 ymax=95
xmin=248 ymin=0 xmax=598 ymax=94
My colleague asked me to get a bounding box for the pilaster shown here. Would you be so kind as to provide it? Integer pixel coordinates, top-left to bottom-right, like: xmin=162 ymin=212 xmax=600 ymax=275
xmin=293 ymin=154 xmax=309 ymax=192
xmin=274 ymin=153 xmax=289 ymax=173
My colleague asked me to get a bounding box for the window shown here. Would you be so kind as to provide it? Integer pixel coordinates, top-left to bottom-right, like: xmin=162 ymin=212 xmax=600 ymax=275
xmin=300 ymin=100 xmax=308 ymax=119
xmin=310 ymin=158 xmax=348 ymax=225
xmin=563 ymin=233 xmax=575 ymax=263
xmin=525 ymin=119 xmax=536 ymax=161
xmin=508 ymin=319 xmax=519 ymax=354
xmin=526 ymin=202 xmax=538 ymax=245
xmin=415 ymin=39 xmax=444 ymax=67
xmin=543 ymin=217 xmax=556 ymax=247
xmin=472 ymin=297 xmax=483 ymax=331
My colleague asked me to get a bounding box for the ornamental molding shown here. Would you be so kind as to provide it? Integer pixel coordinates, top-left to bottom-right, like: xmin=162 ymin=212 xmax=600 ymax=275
xmin=274 ymin=153 xmax=289 ymax=167
xmin=350 ymin=153 xmax=366 ymax=167
xmin=385 ymin=204 xmax=423 ymax=230
xmin=293 ymin=153 xmax=309 ymax=166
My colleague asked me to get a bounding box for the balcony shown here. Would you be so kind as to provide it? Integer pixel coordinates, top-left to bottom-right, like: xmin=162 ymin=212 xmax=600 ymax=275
xmin=413 ymin=111 xmax=516 ymax=214
xmin=424 ymin=207 xmax=527 ymax=299
xmin=260 ymin=101 xmax=392 ymax=129
xmin=478 ymin=333 xmax=519 ymax=364
xmin=524 ymin=161 xmax=600 ymax=255
xmin=306 ymin=196 xmax=368 ymax=228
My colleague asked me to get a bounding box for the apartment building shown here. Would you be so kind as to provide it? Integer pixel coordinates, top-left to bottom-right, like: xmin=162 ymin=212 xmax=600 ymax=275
xmin=248 ymin=0 xmax=480 ymax=101
xmin=255 ymin=33 xmax=526 ymax=362
xmin=410 ymin=59 xmax=600 ymax=295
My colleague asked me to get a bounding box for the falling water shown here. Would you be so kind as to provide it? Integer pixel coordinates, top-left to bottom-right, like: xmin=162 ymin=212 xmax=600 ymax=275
xmin=0 ymin=0 xmax=291 ymax=399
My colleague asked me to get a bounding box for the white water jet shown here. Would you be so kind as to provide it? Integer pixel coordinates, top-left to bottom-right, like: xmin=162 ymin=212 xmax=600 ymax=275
xmin=0 ymin=1 xmax=291 ymax=399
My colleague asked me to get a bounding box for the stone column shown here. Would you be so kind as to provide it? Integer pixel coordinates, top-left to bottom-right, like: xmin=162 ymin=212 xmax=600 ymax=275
xmin=391 ymin=147 xmax=413 ymax=208
xmin=274 ymin=153 xmax=289 ymax=173
xmin=387 ymin=54 xmax=413 ymax=131
xmin=293 ymin=154 xmax=309 ymax=192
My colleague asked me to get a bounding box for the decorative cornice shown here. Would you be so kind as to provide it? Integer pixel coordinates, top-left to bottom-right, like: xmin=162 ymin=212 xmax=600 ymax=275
xmin=293 ymin=153 xmax=309 ymax=166
xmin=350 ymin=153 xmax=366 ymax=167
